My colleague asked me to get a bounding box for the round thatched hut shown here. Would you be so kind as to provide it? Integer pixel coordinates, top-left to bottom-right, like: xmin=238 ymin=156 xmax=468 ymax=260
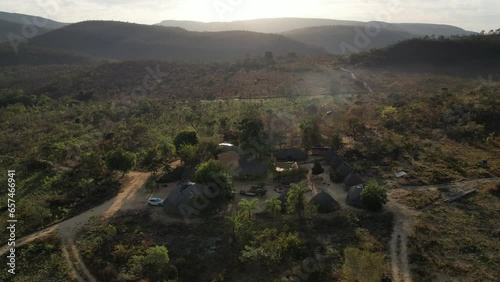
xmin=309 ymin=191 xmax=340 ymax=213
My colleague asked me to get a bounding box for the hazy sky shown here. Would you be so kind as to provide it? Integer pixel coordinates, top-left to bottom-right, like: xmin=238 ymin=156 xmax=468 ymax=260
xmin=1 ymin=0 xmax=499 ymax=32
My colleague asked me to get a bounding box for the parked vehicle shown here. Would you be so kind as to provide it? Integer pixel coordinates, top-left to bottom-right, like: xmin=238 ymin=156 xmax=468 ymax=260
xmin=147 ymin=197 xmax=164 ymax=206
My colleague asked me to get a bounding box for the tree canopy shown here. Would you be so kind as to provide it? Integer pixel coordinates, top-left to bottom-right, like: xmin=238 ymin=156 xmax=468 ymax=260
xmin=106 ymin=149 xmax=137 ymax=175
xmin=173 ymin=130 xmax=199 ymax=151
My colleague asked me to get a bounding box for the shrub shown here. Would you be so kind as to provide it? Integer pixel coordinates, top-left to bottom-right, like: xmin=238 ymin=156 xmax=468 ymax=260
xmin=361 ymin=180 xmax=388 ymax=211
xmin=311 ymin=160 xmax=324 ymax=175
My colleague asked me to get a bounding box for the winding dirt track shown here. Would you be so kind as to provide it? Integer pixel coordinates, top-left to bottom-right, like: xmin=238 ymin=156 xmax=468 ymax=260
xmin=0 ymin=171 xmax=150 ymax=282
xmin=339 ymin=67 xmax=373 ymax=93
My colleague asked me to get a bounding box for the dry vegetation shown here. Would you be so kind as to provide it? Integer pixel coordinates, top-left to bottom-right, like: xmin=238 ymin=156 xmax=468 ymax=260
xmin=408 ymin=181 xmax=500 ymax=281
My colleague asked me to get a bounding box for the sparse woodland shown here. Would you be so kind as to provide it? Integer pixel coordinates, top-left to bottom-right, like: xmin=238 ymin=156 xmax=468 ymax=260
xmin=0 ymin=33 xmax=499 ymax=281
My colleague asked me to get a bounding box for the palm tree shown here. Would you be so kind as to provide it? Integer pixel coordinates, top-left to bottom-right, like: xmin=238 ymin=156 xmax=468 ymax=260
xmin=264 ymin=197 xmax=282 ymax=221
xmin=238 ymin=198 xmax=258 ymax=222
xmin=287 ymin=181 xmax=309 ymax=223
xmin=225 ymin=212 xmax=242 ymax=242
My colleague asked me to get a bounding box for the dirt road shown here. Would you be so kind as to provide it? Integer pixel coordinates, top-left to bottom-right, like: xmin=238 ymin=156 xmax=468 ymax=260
xmin=339 ymin=67 xmax=373 ymax=93
xmin=0 ymin=171 xmax=151 ymax=282
xmin=386 ymin=177 xmax=499 ymax=282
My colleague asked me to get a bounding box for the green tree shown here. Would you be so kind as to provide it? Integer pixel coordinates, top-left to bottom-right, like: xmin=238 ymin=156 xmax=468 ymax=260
xmin=361 ymin=180 xmax=388 ymax=211
xmin=347 ymin=118 xmax=366 ymax=141
xmin=195 ymin=159 xmax=234 ymax=209
xmin=240 ymin=228 xmax=302 ymax=265
xmin=178 ymin=144 xmax=199 ymax=166
xmin=264 ymin=197 xmax=282 ymax=220
xmin=238 ymin=117 xmax=269 ymax=158
xmin=128 ymin=246 xmax=171 ymax=282
xmin=197 ymin=141 xmax=218 ymax=162
xmin=158 ymin=136 xmax=176 ymax=162
xmin=287 ymin=181 xmax=310 ymax=223
xmin=106 ymin=149 xmax=137 ymax=176
xmin=238 ymin=198 xmax=258 ymax=222
xmin=329 ymin=132 xmax=344 ymax=151
xmin=300 ymin=119 xmax=321 ymax=151
xmin=311 ymin=160 xmax=324 ymax=175
xmin=173 ymin=130 xmax=199 ymax=151
xmin=140 ymin=147 xmax=163 ymax=175
xmin=78 ymin=178 xmax=94 ymax=197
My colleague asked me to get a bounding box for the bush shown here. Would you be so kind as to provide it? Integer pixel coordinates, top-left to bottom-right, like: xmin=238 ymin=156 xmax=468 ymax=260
xmin=329 ymin=170 xmax=343 ymax=183
xmin=106 ymin=149 xmax=137 ymax=175
xmin=361 ymin=180 xmax=388 ymax=211
xmin=274 ymin=167 xmax=309 ymax=185
xmin=311 ymin=160 xmax=324 ymax=175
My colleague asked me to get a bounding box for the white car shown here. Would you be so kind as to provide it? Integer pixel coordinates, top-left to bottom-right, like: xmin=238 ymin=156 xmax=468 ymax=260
xmin=147 ymin=197 xmax=164 ymax=206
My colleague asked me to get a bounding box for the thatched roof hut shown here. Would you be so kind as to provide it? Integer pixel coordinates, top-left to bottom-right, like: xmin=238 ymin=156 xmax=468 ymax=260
xmin=274 ymin=148 xmax=308 ymax=162
xmin=309 ymin=191 xmax=340 ymax=213
xmin=238 ymin=157 xmax=267 ymax=177
xmin=336 ymin=163 xmax=353 ymax=182
xmin=346 ymin=184 xmax=365 ymax=208
xmin=323 ymin=149 xmax=337 ymax=160
xmin=163 ymin=182 xmax=206 ymax=216
xmin=344 ymin=173 xmax=363 ymax=191
xmin=327 ymin=155 xmax=344 ymax=169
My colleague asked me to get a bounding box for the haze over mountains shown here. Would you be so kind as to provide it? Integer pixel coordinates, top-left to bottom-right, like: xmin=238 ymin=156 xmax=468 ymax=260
xmin=0 ymin=11 xmax=68 ymax=42
xmin=157 ymin=18 xmax=475 ymax=36
xmin=0 ymin=11 xmax=485 ymax=64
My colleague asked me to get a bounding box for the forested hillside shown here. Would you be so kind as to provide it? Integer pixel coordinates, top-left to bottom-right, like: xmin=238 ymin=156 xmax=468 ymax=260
xmin=28 ymin=21 xmax=326 ymax=61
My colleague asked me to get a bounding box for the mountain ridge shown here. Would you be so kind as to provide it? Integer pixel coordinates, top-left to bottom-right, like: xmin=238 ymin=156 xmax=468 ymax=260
xmin=27 ymin=20 xmax=327 ymax=62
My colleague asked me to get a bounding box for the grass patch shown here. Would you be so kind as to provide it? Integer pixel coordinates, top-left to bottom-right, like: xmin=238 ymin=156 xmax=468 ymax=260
xmin=408 ymin=181 xmax=500 ymax=281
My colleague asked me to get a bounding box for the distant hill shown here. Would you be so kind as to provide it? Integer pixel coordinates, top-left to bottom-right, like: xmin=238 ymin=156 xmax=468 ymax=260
xmin=0 ymin=43 xmax=97 ymax=66
xmin=392 ymin=23 xmax=475 ymax=37
xmin=282 ymin=22 xmax=475 ymax=54
xmin=0 ymin=11 xmax=68 ymax=29
xmin=0 ymin=19 xmax=54 ymax=43
xmin=156 ymin=18 xmax=363 ymax=33
xmin=347 ymin=34 xmax=500 ymax=67
xmin=28 ymin=21 xmax=326 ymax=61
xmin=157 ymin=17 xmax=474 ymax=36
xmin=282 ymin=25 xmax=415 ymax=54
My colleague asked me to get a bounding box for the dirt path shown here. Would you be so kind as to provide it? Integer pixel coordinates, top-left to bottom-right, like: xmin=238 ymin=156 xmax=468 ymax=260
xmin=387 ymin=198 xmax=416 ymax=282
xmin=0 ymin=171 xmax=151 ymax=281
xmin=386 ymin=177 xmax=498 ymax=282
xmin=339 ymin=67 xmax=373 ymax=93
